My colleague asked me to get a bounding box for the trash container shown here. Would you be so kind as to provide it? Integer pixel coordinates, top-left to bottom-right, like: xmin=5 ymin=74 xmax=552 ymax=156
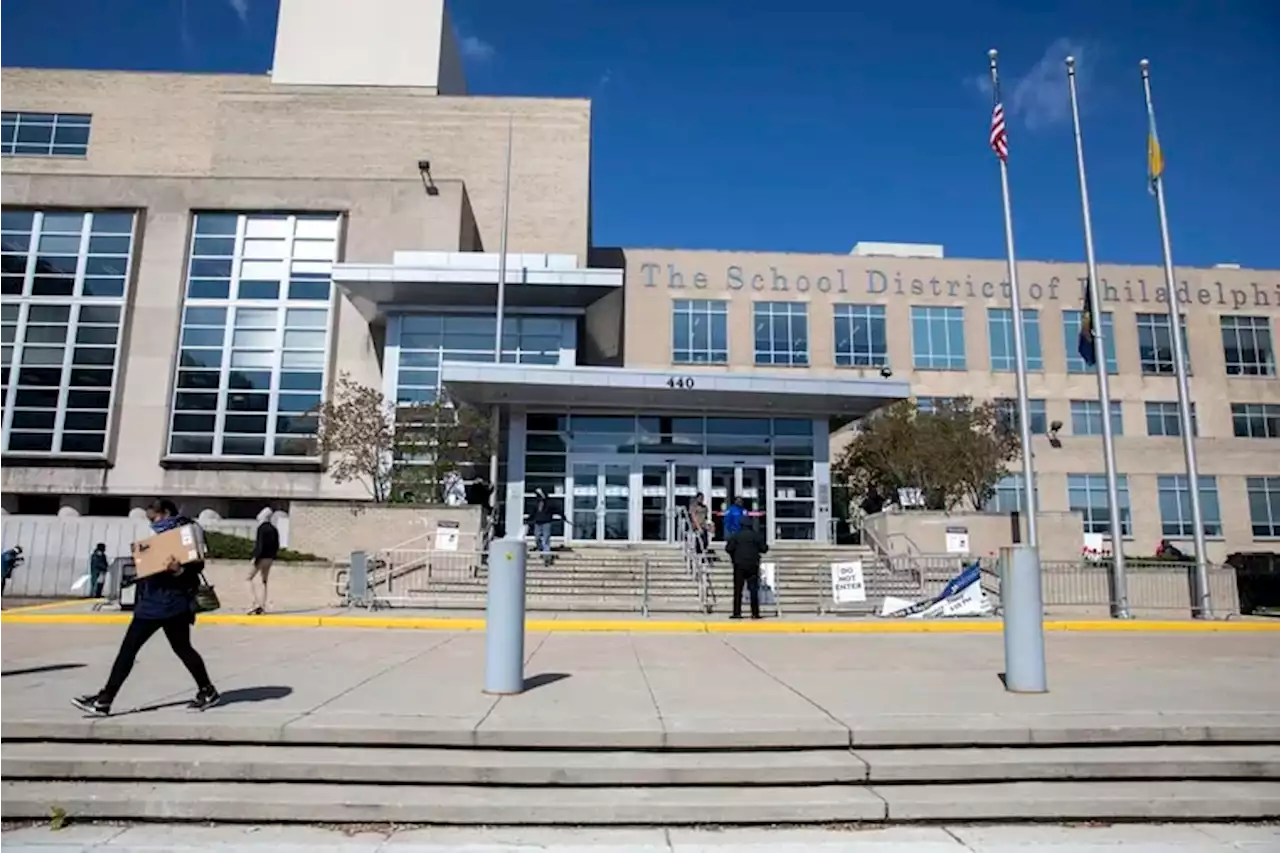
xmin=1227 ymin=552 xmax=1280 ymax=616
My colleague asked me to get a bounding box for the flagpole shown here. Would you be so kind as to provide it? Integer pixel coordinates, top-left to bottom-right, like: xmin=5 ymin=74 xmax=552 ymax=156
xmin=1141 ymin=59 xmax=1212 ymax=618
xmin=988 ymin=49 xmax=1039 ymax=548
xmin=1066 ymin=56 xmax=1130 ymax=619
xmin=488 ymin=115 xmax=514 ymax=521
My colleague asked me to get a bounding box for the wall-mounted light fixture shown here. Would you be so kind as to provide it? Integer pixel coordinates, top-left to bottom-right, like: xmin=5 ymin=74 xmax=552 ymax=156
xmin=1048 ymin=419 xmax=1064 ymax=449
xmin=417 ymin=160 xmax=439 ymax=196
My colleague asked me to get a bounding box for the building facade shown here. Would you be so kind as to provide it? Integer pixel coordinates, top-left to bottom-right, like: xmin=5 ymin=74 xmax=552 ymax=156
xmin=2 ymin=0 xmax=1278 ymax=560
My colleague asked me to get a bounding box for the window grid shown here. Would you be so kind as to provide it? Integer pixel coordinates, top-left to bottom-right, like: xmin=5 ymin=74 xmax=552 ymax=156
xmin=1157 ymin=474 xmax=1222 ymax=537
xmin=987 ymin=308 xmax=1043 ymax=371
xmin=1 ymin=112 xmax=91 ymax=157
xmin=833 ymin=304 xmax=887 ymax=367
xmin=995 ymin=398 xmax=1048 ymax=435
xmin=753 ymin=302 xmax=809 ymax=366
xmin=911 ymin=306 xmax=966 ymax=370
xmin=1068 ymin=473 xmax=1132 ymax=536
xmin=1 ymin=210 xmax=134 ymax=455
xmin=1145 ymin=401 xmax=1197 ymax=437
xmin=1221 ymin=316 xmax=1276 ymax=376
xmin=1136 ymin=313 xmax=1191 ymax=375
xmin=1232 ymin=403 xmax=1280 ymax=439
xmin=672 ymin=299 xmax=728 ymax=364
xmin=1248 ymin=476 xmax=1280 ymax=538
xmin=396 ymin=314 xmax=568 ymax=404
xmin=1062 ymin=309 xmax=1118 ymax=373
xmin=168 ymin=212 xmax=340 ymax=459
xmin=1070 ymin=399 xmax=1124 ymax=436
xmin=915 ymin=396 xmax=955 ymax=415
xmin=984 ymin=473 xmax=1040 ymax=514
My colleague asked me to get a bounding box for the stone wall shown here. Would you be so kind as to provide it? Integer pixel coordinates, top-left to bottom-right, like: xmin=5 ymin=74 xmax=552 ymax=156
xmin=864 ymin=509 xmax=1085 ymax=563
xmin=287 ymin=502 xmax=483 ymax=562
xmin=202 ymin=560 xmax=337 ymax=612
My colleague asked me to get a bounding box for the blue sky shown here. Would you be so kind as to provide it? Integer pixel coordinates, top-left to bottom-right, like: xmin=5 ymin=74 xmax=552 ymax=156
xmin=3 ymin=0 xmax=1278 ymax=269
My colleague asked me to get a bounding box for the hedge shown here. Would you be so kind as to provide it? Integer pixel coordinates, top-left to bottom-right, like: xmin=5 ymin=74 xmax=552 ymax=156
xmin=204 ymin=531 xmax=322 ymax=563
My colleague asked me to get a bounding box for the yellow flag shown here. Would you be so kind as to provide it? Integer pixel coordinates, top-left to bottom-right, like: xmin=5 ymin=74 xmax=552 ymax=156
xmin=1147 ymin=126 xmax=1164 ymax=191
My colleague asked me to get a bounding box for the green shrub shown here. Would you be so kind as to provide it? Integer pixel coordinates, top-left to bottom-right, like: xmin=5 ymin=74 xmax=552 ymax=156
xmin=204 ymin=531 xmax=322 ymax=563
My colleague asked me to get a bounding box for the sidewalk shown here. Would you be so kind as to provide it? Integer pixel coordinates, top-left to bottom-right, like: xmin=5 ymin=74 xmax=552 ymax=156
xmin=3 ymin=623 xmax=1278 ymax=747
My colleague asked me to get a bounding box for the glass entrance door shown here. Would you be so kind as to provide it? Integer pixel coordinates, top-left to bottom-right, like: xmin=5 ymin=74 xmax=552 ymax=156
xmin=570 ymin=460 xmax=632 ymax=542
xmin=641 ymin=462 xmax=701 ymax=542
xmin=707 ymin=461 xmax=772 ymax=542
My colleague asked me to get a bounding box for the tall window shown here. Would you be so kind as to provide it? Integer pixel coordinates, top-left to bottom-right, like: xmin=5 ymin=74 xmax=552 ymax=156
xmin=395 ymin=314 xmax=569 ymax=403
xmin=672 ymin=299 xmax=727 ymax=364
xmin=1145 ymin=401 xmax=1197 ymax=437
xmin=1136 ymin=313 xmax=1190 ymax=375
xmin=1068 ymin=473 xmax=1132 ymax=536
xmin=168 ymin=212 xmax=340 ymax=458
xmin=911 ymin=306 xmax=966 ymax=369
xmin=753 ymin=302 xmax=808 ymax=366
xmin=987 ymin=308 xmax=1042 ymax=371
xmin=1070 ymin=399 xmax=1123 ymax=436
xmin=994 ymin=398 xmax=1048 ymax=434
xmin=1 ymin=112 xmax=91 ymax=157
xmin=984 ymin=473 xmax=1039 ymax=514
xmin=1 ymin=209 xmax=135 ymax=455
xmin=1221 ymin=316 xmax=1275 ymax=376
xmin=833 ymin=304 xmax=887 ymax=367
xmin=915 ymin=396 xmax=955 ymax=414
xmin=1248 ymin=476 xmax=1280 ymax=538
xmin=1062 ymin=309 xmax=1118 ymax=373
xmin=1232 ymin=403 xmax=1280 ymax=439
xmin=1157 ymin=475 xmax=1222 ymax=537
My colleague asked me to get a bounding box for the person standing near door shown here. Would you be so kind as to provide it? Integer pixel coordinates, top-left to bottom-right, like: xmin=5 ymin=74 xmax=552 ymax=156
xmin=723 ymin=497 xmax=747 ymax=538
xmin=689 ymin=493 xmax=710 ymax=555
xmin=529 ymin=489 xmax=557 ymax=566
xmin=725 ymin=515 xmax=768 ymax=620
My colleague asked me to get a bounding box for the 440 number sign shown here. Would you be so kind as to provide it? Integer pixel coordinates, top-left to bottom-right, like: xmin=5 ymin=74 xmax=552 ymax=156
xmin=666 ymin=376 xmax=696 ymax=390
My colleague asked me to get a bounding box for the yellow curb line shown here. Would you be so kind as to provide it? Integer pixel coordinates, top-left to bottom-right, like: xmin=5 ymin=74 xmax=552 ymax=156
xmin=3 ymin=611 xmax=1279 ymax=633
xmin=0 ymin=598 xmax=104 ymax=614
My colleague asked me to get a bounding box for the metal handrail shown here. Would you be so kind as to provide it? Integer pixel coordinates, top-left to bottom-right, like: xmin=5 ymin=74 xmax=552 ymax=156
xmin=676 ymin=505 xmax=715 ymax=613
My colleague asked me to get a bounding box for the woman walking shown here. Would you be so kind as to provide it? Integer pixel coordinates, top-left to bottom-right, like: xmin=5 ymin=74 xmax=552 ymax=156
xmin=72 ymin=499 xmax=220 ymax=716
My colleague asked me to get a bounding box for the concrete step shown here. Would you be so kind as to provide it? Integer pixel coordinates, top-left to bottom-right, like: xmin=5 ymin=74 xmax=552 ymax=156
xmin=4 ymin=779 xmax=1279 ymax=824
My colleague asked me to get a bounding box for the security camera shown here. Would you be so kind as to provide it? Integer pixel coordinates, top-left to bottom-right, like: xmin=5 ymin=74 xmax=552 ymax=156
xmin=879 ymin=364 xmax=893 ymax=378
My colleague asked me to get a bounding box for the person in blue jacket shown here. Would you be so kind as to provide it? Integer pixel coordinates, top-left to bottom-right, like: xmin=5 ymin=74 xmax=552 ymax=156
xmin=723 ymin=497 xmax=747 ymax=538
xmin=72 ymin=499 xmax=220 ymax=716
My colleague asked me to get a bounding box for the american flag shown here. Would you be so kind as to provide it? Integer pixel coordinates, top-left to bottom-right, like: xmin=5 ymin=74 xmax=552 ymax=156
xmin=990 ymin=102 xmax=1008 ymax=162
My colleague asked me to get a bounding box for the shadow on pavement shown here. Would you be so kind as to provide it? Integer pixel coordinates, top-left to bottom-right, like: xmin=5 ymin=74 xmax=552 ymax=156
xmin=1 ymin=662 xmax=86 ymax=678
xmin=523 ymin=672 xmax=570 ymax=692
xmin=127 ymin=685 xmax=294 ymax=715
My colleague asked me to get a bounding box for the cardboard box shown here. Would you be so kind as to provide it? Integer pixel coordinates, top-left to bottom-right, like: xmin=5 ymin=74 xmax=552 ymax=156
xmin=131 ymin=524 xmax=205 ymax=578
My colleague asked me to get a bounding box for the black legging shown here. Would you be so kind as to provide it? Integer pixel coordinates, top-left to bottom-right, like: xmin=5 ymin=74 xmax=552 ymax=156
xmin=101 ymin=615 xmax=212 ymax=701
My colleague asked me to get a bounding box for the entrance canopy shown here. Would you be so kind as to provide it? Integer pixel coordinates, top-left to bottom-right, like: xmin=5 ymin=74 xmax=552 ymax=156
xmin=441 ymin=363 xmax=910 ymax=419
xmin=333 ymin=251 xmax=623 ymax=323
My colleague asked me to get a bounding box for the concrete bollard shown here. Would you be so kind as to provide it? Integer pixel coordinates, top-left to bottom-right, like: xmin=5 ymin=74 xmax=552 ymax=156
xmin=1000 ymin=544 xmax=1048 ymax=693
xmin=484 ymin=538 xmax=527 ymax=695
xmin=348 ymin=551 xmax=369 ymax=608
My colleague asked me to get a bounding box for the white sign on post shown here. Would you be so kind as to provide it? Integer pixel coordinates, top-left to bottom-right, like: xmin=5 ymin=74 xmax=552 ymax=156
xmin=830 ymin=560 xmax=867 ymax=604
xmin=945 ymin=526 xmax=970 ymax=554
xmin=748 ymin=562 xmax=778 ymax=607
xmin=434 ymin=521 xmax=460 ymax=552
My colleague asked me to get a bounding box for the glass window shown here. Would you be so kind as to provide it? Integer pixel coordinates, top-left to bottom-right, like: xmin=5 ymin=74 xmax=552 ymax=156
xmin=1158 ymin=475 xmax=1222 ymax=537
xmin=753 ymin=302 xmax=808 ymax=366
xmin=984 ymin=473 xmax=1040 ymax=514
xmin=1068 ymin=473 xmax=1132 ymax=536
xmin=995 ymin=398 xmax=1048 ymax=435
xmin=1232 ymin=403 xmax=1280 ymax=439
xmin=168 ymin=212 xmax=340 ymax=458
xmin=1 ymin=111 xmax=91 ymax=157
xmin=987 ymin=308 xmax=1043 ymax=371
xmin=1070 ymin=400 xmax=1123 ymax=436
xmin=911 ymin=306 xmax=966 ymax=370
xmin=915 ymin=396 xmax=954 ymax=415
xmin=1221 ymin=316 xmax=1276 ymax=376
xmin=672 ymin=299 xmax=728 ymax=364
xmin=1136 ymin=313 xmax=1190 ymax=375
xmin=1146 ymin=401 xmax=1198 ymax=437
xmin=833 ymin=304 xmax=887 ymax=367
xmin=1248 ymin=476 xmax=1280 ymax=538
xmin=1 ymin=209 xmax=133 ymax=455
xmin=1063 ymin=309 xmax=1118 ymax=373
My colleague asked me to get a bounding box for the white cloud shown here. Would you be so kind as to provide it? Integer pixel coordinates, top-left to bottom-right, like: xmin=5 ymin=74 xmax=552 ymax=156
xmin=969 ymin=38 xmax=1091 ymax=131
xmin=459 ymin=34 xmax=496 ymax=62
xmin=227 ymin=0 xmax=249 ymax=24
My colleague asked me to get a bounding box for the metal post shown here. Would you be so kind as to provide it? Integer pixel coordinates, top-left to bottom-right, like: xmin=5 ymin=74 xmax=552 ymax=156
xmin=641 ymin=556 xmax=650 ymax=617
xmin=484 ymin=537 xmax=527 ymax=695
xmin=1141 ymin=59 xmax=1212 ymax=619
xmin=487 ymin=116 xmax=515 ymax=522
xmin=1066 ymin=56 xmax=1130 ymax=618
xmin=1000 ymin=544 xmax=1047 ymax=693
xmin=988 ymin=49 xmax=1040 ymax=548
xmin=348 ymin=550 xmax=369 ymax=609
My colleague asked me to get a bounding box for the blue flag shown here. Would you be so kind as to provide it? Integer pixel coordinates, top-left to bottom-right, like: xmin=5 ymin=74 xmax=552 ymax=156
xmin=1078 ymin=287 xmax=1097 ymax=367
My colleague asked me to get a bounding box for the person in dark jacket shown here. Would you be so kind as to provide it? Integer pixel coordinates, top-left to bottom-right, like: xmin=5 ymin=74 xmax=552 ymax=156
xmin=725 ymin=517 xmax=769 ymax=620
xmin=528 ymin=489 xmax=557 ymax=566
xmin=88 ymin=542 xmax=109 ymax=598
xmin=72 ymin=499 xmax=219 ymax=716
xmin=1 ymin=545 xmax=23 ymax=594
xmin=248 ymin=510 xmax=280 ymax=615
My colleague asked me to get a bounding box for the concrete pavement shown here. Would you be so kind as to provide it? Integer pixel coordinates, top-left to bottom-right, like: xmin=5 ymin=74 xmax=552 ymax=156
xmin=2 ymin=822 xmax=1279 ymax=851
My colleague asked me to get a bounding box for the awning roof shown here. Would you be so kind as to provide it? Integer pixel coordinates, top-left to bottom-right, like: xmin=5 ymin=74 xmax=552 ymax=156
xmin=440 ymin=363 xmax=910 ymax=418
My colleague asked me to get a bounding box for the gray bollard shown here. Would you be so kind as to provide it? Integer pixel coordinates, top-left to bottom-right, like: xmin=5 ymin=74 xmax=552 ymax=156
xmin=1000 ymin=544 xmax=1048 ymax=693
xmin=484 ymin=538 xmax=527 ymax=695
xmin=348 ymin=550 xmax=369 ymax=608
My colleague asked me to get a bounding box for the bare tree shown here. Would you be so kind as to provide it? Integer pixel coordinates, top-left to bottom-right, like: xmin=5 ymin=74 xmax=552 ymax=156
xmin=313 ymin=373 xmax=397 ymax=501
